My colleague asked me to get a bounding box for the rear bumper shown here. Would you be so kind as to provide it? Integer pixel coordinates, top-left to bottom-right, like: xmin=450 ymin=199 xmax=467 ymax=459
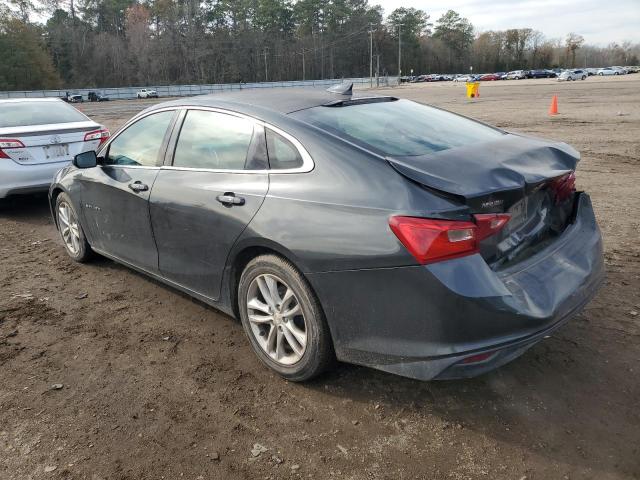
xmin=0 ymin=159 xmax=68 ymax=198
xmin=307 ymin=193 xmax=604 ymax=380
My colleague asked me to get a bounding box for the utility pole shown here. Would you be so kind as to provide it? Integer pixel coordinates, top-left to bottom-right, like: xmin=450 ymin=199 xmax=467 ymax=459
xmin=397 ymin=24 xmax=403 ymax=79
xmin=369 ymin=24 xmax=374 ymax=87
xmin=302 ymin=48 xmax=306 ymax=81
xmin=376 ymin=54 xmax=380 ymax=87
xmin=263 ymin=48 xmax=268 ymax=82
xmin=320 ymin=30 xmax=324 ymax=80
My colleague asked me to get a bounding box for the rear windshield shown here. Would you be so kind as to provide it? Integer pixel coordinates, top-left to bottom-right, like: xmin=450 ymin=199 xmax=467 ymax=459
xmin=0 ymin=101 xmax=88 ymax=128
xmin=292 ymin=99 xmax=505 ymax=156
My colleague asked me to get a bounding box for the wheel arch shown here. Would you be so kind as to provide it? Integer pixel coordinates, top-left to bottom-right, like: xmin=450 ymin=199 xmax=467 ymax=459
xmin=226 ymin=238 xmax=308 ymax=319
xmin=49 ymin=185 xmax=68 ymax=228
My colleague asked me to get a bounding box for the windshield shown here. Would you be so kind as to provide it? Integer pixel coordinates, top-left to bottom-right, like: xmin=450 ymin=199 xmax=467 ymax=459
xmin=0 ymin=101 xmax=88 ymax=128
xmin=292 ymin=99 xmax=505 ymax=156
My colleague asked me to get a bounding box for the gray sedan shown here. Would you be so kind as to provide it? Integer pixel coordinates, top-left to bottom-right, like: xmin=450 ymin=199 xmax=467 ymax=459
xmin=48 ymin=85 xmax=604 ymax=382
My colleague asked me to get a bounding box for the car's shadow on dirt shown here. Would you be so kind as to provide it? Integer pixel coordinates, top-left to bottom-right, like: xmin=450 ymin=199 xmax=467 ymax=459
xmin=0 ymin=194 xmax=52 ymax=226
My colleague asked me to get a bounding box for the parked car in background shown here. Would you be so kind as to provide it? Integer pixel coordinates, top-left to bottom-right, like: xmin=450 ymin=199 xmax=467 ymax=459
xmin=88 ymin=91 xmax=109 ymax=102
xmin=49 ymin=85 xmax=603 ymax=382
xmin=137 ymin=88 xmax=159 ymax=99
xmin=506 ymin=70 xmax=527 ymax=79
xmin=453 ymin=74 xmax=475 ymax=82
xmin=611 ymin=66 xmax=628 ymax=74
xmin=558 ymin=69 xmax=587 ymax=81
xmin=528 ymin=69 xmax=555 ymax=78
xmin=66 ymin=93 xmax=83 ymax=103
xmin=585 ymin=68 xmax=598 ymax=76
xmin=0 ymin=98 xmax=108 ymax=199
xmin=625 ymin=66 xmax=639 ymax=73
xmin=597 ymin=67 xmax=624 ymax=76
xmin=479 ymin=73 xmax=501 ymax=81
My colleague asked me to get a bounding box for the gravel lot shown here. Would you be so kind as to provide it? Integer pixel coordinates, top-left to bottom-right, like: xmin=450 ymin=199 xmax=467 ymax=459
xmin=1 ymin=75 xmax=639 ymax=480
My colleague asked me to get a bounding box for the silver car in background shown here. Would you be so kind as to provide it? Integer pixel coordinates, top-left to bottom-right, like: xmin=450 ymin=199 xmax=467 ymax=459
xmin=0 ymin=98 xmax=109 ymax=199
xmin=558 ymin=69 xmax=587 ymax=81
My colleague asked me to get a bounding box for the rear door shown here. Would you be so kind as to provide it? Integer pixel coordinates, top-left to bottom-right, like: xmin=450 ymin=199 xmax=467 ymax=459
xmin=79 ymin=109 xmax=177 ymax=272
xmin=149 ymin=108 xmax=269 ymax=300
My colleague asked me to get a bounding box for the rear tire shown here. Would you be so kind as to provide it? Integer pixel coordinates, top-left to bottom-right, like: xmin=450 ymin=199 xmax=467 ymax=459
xmin=55 ymin=193 xmax=92 ymax=263
xmin=238 ymin=254 xmax=335 ymax=382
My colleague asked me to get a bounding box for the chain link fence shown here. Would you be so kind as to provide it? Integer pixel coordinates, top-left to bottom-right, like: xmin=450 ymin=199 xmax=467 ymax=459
xmin=0 ymin=77 xmax=398 ymax=101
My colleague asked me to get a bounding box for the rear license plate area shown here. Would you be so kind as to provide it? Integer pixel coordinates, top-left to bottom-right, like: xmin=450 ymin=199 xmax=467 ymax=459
xmin=44 ymin=144 xmax=69 ymax=159
xmin=508 ymin=197 xmax=528 ymax=231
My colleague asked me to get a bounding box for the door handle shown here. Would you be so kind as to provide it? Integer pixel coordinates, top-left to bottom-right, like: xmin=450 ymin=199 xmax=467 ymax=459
xmin=128 ymin=181 xmax=149 ymax=193
xmin=216 ymin=193 xmax=245 ymax=206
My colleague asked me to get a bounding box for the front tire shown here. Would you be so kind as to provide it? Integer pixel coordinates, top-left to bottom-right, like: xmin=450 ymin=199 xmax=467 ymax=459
xmin=238 ymin=255 xmax=334 ymax=382
xmin=55 ymin=193 xmax=92 ymax=263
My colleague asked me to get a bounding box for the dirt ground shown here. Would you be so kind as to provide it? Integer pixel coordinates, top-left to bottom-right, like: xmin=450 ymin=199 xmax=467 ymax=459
xmin=1 ymin=76 xmax=639 ymax=480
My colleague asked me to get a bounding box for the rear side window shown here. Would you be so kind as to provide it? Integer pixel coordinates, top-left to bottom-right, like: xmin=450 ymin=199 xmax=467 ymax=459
xmin=266 ymin=129 xmax=303 ymax=170
xmin=106 ymin=111 xmax=174 ymax=167
xmin=173 ymin=110 xmax=254 ymax=170
xmin=0 ymin=100 xmax=88 ymax=128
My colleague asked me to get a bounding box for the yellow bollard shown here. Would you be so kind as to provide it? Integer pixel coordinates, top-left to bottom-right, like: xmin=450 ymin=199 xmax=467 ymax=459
xmin=466 ymin=81 xmax=480 ymax=98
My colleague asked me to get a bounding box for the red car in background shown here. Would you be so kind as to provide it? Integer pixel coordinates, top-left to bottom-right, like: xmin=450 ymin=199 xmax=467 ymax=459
xmin=479 ymin=73 xmax=501 ymax=81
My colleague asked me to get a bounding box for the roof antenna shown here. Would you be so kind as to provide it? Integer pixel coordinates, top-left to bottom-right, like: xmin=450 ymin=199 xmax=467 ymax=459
xmin=326 ymin=82 xmax=353 ymax=96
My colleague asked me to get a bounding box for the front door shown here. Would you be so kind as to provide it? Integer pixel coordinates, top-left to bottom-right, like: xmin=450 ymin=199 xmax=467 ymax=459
xmin=149 ymin=109 xmax=269 ymax=300
xmin=80 ymin=110 xmax=176 ymax=272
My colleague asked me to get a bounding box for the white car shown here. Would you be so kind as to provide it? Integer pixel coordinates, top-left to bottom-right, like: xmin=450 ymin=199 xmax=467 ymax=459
xmin=136 ymin=88 xmax=158 ymax=99
xmin=597 ymin=67 xmax=626 ymax=76
xmin=506 ymin=70 xmax=527 ymax=80
xmin=453 ymin=75 xmax=474 ymax=82
xmin=0 ymin=98 xmax=108 ymax=199
xmin=558 ymin=69 xmax=587 ymax=81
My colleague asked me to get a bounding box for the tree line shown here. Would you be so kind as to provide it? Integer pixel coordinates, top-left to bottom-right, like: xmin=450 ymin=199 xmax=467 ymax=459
xmin=1 ymin=0 xmax=639 ymax=91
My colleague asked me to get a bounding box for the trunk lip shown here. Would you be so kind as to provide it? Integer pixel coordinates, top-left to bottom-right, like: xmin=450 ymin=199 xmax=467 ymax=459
xmin=0 ymin=121 xmax=101 ymax=137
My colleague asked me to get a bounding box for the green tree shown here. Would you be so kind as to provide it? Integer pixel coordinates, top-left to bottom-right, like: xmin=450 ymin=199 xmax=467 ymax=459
xmin=0 ymin=16 xmax=61 ymax=90
xmin=433 ymin=9 xmax=473 ymax=68
xmin=387 ymin=7 xmax=430 ymax=39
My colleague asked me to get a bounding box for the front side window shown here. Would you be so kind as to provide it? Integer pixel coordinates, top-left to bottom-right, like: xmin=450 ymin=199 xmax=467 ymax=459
xmin=105 ymin=111 xmax=174 ymax=167
xmin=266 ymin=129 xmax=303 ymax=170
xmin=173 ymin=110 xmax=254 ymax=170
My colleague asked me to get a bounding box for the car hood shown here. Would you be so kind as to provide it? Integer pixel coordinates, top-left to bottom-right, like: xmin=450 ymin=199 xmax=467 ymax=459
xmin=386 ymin=133 xmax=579 ymax=211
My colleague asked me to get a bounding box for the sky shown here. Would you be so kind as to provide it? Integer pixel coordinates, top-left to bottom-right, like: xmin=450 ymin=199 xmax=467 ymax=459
xmin=376 ymin=0 xmax=640 ymax=46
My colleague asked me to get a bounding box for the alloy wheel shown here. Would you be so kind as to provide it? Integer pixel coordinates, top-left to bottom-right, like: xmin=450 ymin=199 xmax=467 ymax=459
xmin=246 ymin=274 xmax=307 ymax=365
xmin=58 ymin=201 xmax=81 ymax=255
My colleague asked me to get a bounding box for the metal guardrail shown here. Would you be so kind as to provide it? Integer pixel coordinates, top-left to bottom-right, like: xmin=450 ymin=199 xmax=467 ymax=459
xmin=0 ymin=77 xmax=398 ymax=100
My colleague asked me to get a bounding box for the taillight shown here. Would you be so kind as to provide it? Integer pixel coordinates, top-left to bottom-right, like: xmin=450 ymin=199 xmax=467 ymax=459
xmin=84 ymin=129 xmax=110 ymax=146
xmin=474 ymin=213 xmax=512 ymax=240
xmin=0 ymin=138 xmax=25 ymax=159
xmin=550 ymin=171 xmax=576 ymax=203
xmin=389 ymin=213 xmax=511 ymax=264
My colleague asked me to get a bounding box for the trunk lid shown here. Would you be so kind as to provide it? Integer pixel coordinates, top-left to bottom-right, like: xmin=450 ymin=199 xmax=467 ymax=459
xmin=387 ymin=133 xmax=580 ymax=267
xmin=0 ymin=121 xmax=101 ymax=165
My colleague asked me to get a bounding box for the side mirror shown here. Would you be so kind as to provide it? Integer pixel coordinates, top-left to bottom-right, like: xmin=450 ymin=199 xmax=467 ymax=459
xmin=73 ymin=150 xmax=98 ymax=169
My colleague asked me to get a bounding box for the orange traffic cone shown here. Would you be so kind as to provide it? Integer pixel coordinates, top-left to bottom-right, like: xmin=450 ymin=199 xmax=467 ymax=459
xmin=549 ymin=95 xmax=558 ymax=115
